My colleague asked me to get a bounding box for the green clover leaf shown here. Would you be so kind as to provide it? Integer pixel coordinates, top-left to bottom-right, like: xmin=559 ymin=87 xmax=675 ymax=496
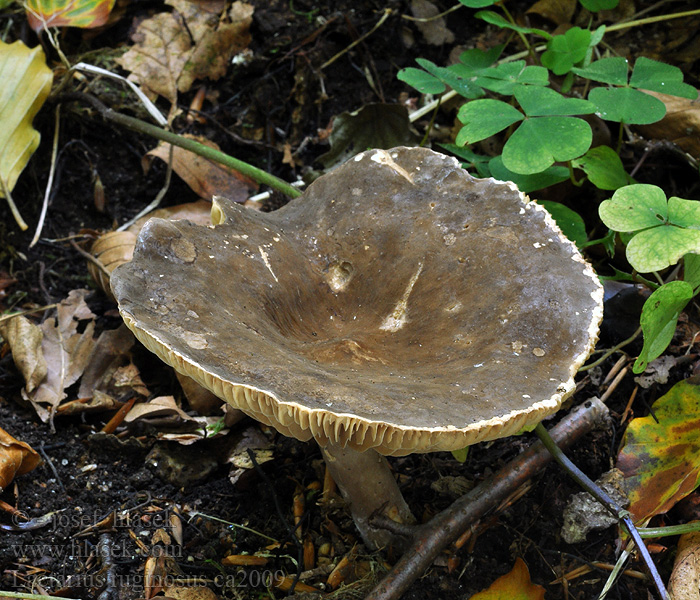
xmin=599 ymin=184 xmax=700 ymax=272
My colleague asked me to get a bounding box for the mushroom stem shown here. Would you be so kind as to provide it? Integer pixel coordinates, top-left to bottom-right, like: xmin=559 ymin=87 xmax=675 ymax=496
xmin=320 ymin=444 xmax=416 ymax=550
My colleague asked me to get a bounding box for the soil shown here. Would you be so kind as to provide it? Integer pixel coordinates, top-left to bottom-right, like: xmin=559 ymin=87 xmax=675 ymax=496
xmin=0 ymin=1 xmax=699 ymax=599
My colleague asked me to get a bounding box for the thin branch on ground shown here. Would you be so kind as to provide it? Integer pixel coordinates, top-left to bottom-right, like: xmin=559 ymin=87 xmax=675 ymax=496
xmin=534 ymin=424 xmax=668 ymax=600
xmin=56 ymin=93 xmax=302 ymax=200
xmin=365 ymin=398 xmax=609 ymax=600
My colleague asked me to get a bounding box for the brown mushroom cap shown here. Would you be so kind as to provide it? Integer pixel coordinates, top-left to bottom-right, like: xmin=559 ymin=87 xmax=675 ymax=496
xmin=111 ymin=147 xmax=603 ymax=456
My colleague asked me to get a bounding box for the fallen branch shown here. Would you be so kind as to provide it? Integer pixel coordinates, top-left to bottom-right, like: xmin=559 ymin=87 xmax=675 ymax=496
xmin=366 ymin=397 xmax=610 ymax=600
xmin=56 ymin=93 xmax=303 ymax=200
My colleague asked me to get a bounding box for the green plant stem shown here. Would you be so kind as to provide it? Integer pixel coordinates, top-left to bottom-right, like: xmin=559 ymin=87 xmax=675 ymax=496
xmin=0 ymin=177 xmax=28 ymax=231
xmin=419 ymin=96 xmax=441 ymax=147
xmin=639 ymin=522 xmax=700 ymax=539
xmin=579 ymin=326 xmax=642 ymax=371
xmin=606 ymin=9 xmax=700 ymax=32
xmin=58 ymin=93 xmax=302 ymax=200
xmin=534 ymin=423 xmax=669 ymax=600
xmin=567 ymin=161 xmax=584 ymax=186
xmin=499 ymin=2 xmax=532 ymax=54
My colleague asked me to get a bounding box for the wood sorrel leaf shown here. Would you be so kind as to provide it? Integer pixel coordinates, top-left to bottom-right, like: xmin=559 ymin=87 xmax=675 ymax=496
xmin=502 ymin=116 xmax=591 ymax=174
xmin=397 ymin=67 xmax=446 ymax=94
xmin=599 ymin=184 xmax=668 ymax=231
xmin=571 ymin=145 xmax=633 ymax=190
xmin=588 ymin=87 xmax=666 ymax=124
xmin=541 ymin=27 xmax=591 ymax=75
xmin=617 ymin=377 xmax=700 ymax=521
xmin=538 ymin=201 xmax=588 ymax=248
xmin=514 ymin=85 xmax=595 ymax=116
xmin=456 ymin=99 xmax=523 ymax=145
xmin=573 ymin=56 xmax=629 ymax=86
xmin=440 ymin=144 xmax=492 ymax=178
xmin=458 ymin=0 xmax=498 ymax=7
xmin=475 ymin=10 xmax=551 ymax=38
xmin=634 ymin=281 xmax=693 ymax=373
xmin=488 ymin=156 xmax=568 ymax=193
xmin=684 ymin=254 xmax=700 ymax=292
xmin=579 ymin=0 xmax=619 ymax=10
xmin=600 ymin=185 xmax=700 ymax=272
xmin=630 ymin=57 xmax=698 ymax=99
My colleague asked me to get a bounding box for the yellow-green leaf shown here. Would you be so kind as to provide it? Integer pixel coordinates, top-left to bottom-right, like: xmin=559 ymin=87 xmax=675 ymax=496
xmin=25 ymin=0 xmax=116 ymax=31
xmin=0 ymin=40 xmax=52 ymax=230
xmin=617 ymin=378 xmax=700 ymax=523
xmin=469 ymin=558 xmax=545 ymax=600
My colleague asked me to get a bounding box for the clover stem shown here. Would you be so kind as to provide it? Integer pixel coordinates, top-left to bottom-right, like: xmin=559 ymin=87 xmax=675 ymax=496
xmin=320 ymin=443 xmax=416 ymax=551
xmin=534 ymin=423 xmax=669 ymax=600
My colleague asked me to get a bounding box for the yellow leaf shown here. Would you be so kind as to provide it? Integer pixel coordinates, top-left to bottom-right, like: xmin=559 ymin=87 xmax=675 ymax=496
xmin=0 ymin=40 xmax=52 ymax=229
xmin=469 ymin=558 xmax=545 ymax=600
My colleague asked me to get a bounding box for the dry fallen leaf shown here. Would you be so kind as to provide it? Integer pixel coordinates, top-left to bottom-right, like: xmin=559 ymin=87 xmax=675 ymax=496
xmin=88 ymin=200 xmax=213 ymax=299
xmin=124 ymin=396 xmax=195 ymax=422
xmin=116 ymin=0 xmax=253 ymax=106
xmin=144 ymin=137 xmax=257 ymax=202
xmin=78 ymin=324 xmax=136 ymax=399
xmin=0 ymin=313 xmax=47 ymax=395
xmin=163 ymin=584 xmax=220 ymax=600
xmin=410 ymin=0 xmax=454 ymax=45
xmin=668 ymin=529 xmax=700 ymax=600
xmin=526 ymin=0 xmax=576 ymax=26
xmin=28 ymin=290 xmax=97 ymax=422
xmin=469 ymin=558 xmax=545 ymax=600
xmin=0 ymin=427 xmax=42 ymax=491
xmin=635 ymin=90 xmax=700 ymax=157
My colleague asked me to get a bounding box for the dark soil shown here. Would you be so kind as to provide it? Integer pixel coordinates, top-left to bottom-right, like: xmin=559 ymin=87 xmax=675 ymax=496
xmin=1 ymin=1 xmax=699 ymax=599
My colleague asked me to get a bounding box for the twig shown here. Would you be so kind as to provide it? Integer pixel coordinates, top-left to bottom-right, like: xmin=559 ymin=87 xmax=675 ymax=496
xmin=38 ymin=443 xmax=66 ymax=496
xmin=116 ymin=144 xmax=174 ymax=231
xmin=30 ymin=104 xmax=61 ymax=248
xmin=365 ymin=398 xmax=609 ymax=600
xmin=57 ymin=93 xmax=302 ymax=200
xmin=320 ymin=8 xmax=393 ymax=70
xmin=534 ymin=423 xmax=669 ymax=599
xmin=401 ymin=3 xmax=462 ymax=22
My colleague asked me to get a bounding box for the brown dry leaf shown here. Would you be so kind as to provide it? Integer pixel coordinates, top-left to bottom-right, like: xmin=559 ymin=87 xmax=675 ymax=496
xmin=668 ymin=529 xmax=700 ymax=600
xmin=77 ymin=324 xmax=136 ymax=398
xmin=176 ymin=371 xmax=224 ymax=415
xmin=88 ymin=230 xmax=138 ymax=299
xmin=527 ymin=0 xmax=576 ymax=26
xmin=128 ymin=199 xmax=213 ymax=233
xmin=110 ymin=363 xmax=150 ymax=397
xmin=178 ymin=0 xmax=254 ymax=92
xmin=115 ymin=0 xmax=253 ymax=105
xmin=0 ymin=314 xmax=47 ymax=395
xmin=88 ymin=200 xmax=213 ymax=300
xmin=634 ymin=90 xmax=700 ymax=158
xmin=163 ymin=584 xmax=220 ymax=600
xmin=28 ymin=290 xmax=97 ymax=422
xmin=144 ymin=137 xmax=256 ymax=202
xmin=124 ymin=395 xmax=195 ymax=422
xmin=56 ymin=390 xmax=122 ymax=416
xmin=410 ymin=0 xmax=454 ymax=45
xmin=0 ymin=427 xmax=42 ymax=491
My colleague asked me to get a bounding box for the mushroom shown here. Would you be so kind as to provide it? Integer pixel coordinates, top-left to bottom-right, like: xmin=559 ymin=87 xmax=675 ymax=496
xmin=111 ymin=147 xmax=603 ymax=549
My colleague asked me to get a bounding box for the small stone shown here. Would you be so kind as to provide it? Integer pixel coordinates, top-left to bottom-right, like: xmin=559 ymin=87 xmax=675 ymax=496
xmin=561 ymin=469 xmax=629 ymax=544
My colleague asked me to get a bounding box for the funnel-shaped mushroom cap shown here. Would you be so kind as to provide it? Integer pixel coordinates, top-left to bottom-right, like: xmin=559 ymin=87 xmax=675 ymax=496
xmin=112 ymin=147 xmax=603 ymax=456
